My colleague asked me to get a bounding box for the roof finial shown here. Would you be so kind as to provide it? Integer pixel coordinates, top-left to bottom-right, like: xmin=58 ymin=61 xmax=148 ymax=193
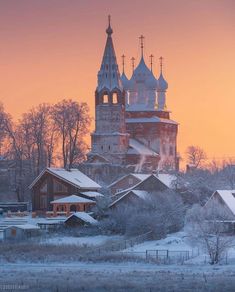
xmin=131 ymin=57 xmax=135 ymax=73
xmin=139 ymin=35 xmax=144 ymax=58
xmin=106 ymin=15 xmax=113 ymax=36
xmin=150 ymin=54 xmax=154 ymax=72
xmin=159 ymin=56 xmax=163 ymax=74
xmin=121 ymin=54 xmax=125 ymax=74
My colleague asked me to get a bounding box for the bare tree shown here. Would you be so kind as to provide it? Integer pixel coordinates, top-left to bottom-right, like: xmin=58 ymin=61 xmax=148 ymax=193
xmin=186 ymin=202 xmax=234 ymax=264
xmin=186 ymin=145 xmax=207 ymax=169
xmin=51 ymin=99 xmax=91 ymax=169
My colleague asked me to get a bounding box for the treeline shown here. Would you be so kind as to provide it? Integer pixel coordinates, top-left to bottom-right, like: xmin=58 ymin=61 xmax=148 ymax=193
xmin=0 ymin=99 xmax=91 ymax=201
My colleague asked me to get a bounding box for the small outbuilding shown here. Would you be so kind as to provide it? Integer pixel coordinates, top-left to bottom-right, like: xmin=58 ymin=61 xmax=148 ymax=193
xmin=4 ymin=224 xmax=40 ymax=241
xmin=64 ymin=212 xmax=98 ymax=227
xmin=51 ymin=195 xmax=95 ymax=216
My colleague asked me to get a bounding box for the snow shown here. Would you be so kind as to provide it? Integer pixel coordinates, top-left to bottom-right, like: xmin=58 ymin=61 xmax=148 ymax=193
xmin=129 ymin=138 xmax=158 ymax=156
xmin=131 ymin=173 xmax=150 ymax=181
xmin=51 ymin=195 xmax=95 ymax=204
xmin=5 ymin=224 xmax=40 ymax=230
xmin=126 ymin=116 xmax=178 ymax=125
xmin=130 ymin=190 xmax=149 ymax=200
xmin=29 ymin=168 xmax=101 ymax=190
xmin=41 ymin=235 xmax=122 ymax=246
xmin=80 ymin=191 xmax=104 ymax=198
xmin=125 ymin=232 xmax=192 ymax=253
xmin=65 ymin=212 xmax=97 ymax=225
xmin=156 ymin=174 xmax=177 ymax=188
xmin=214 ymin=190 xmax=235 ymax=216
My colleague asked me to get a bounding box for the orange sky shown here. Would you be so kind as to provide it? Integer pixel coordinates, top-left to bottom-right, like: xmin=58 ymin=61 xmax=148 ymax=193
xmin=0 ymin=0 xmax=234 ymax=164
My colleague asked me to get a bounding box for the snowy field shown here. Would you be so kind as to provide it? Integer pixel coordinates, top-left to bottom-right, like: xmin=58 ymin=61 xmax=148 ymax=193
xmin=40 ymin=235 xmax=123 ymax=247
xmin=1 ymin=262 xmax=235 ymax=291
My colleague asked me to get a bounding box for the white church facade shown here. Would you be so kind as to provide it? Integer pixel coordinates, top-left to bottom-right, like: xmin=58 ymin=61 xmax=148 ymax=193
xmin=84 ymin=17 xmax=179 ymax=180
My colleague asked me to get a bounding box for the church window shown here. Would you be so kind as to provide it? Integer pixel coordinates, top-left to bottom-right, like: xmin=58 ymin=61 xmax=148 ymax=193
xmin=113 ymin=73 xmax=115 ymax=78
xmin=105 ymin=73 xmax=108 ymax=78
xmin=101 ymin=145 xmax=103 ymax=150
xmin=112 ymin=64 xmax=115 ymax=69
xmin=169 ymin=146 xmax=174 ymax=156
xmin=106 ymin=65 xmax=108 ymax=70
xmin=112 ymin=92 xmax=118 ymax=104
xmin=103 ymin=94 xmax=109 ymax=103
xmin=108 ymin=145 xmax=111 ymax=151
xmin=162 ymin=145 xmax=166 ymax=155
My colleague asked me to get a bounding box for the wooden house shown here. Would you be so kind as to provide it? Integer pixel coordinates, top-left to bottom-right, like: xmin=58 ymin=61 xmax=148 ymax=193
xmin=110 ymin=174 xmax=177 ymax=208
xmin=204 ymin=190 xmax=235 ymax=233
xmin=29 ymin=168 xmax=101 ymax=214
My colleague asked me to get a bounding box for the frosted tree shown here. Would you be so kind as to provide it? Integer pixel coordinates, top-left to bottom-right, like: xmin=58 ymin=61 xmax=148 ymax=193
xmin=186 ymin=202 xmax=234 ymax=264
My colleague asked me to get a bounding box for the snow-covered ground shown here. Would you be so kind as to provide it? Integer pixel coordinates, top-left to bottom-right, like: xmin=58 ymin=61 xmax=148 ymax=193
xmin=1 ymin=262 xmax=235 ymax=291
xmin=125 ymin=231 xmax=192 ymax=252
xmin=40 ymin=235 xmax=123 ymax=247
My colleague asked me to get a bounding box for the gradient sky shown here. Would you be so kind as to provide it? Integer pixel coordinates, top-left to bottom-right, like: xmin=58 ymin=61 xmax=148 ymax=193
xmin=0 ymin=0 xmax=234 ymax=164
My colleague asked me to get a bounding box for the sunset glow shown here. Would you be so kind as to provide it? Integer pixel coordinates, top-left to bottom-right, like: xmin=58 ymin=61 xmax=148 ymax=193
xmin=0 ymin=0 xmax=234 ymax=163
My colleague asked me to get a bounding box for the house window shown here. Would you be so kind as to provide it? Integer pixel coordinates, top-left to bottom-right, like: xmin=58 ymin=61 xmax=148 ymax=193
xmin=112 ymin=92 xmax=118 ymax=104
xmin=40 ymin=182 xmax=47 ymax=193
xmin=128 ymin=178 xmax=134 ymax=185
xmin=54 ymin=181 xmax=67 ymax=193
xmin=40 ymin=195 xmax=47 ymax=209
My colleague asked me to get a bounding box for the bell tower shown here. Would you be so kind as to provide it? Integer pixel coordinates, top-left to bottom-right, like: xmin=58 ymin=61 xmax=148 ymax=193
xmin=90 ymin=16 xmax=129 ymax=164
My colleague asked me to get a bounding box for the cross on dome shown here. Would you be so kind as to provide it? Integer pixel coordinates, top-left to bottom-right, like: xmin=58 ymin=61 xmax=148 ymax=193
xmin=131 ymin=57 xmax=135 ymax=72
xmin=106 ymin=15 xmax=113 ymax=36
xmin=139 ymin=35 xmax=145 ymax=57
xmin=121 ymin=54 xmax=125 ymax=74
xmin=150 ymin=54 xmax=154 ymax=72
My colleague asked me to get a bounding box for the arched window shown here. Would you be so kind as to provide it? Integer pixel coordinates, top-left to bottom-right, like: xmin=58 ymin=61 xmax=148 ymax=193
xmin=112 ymin=92 xmax=118 ymax=104
xmin=108 ymin=145 xmax=111 ymax=151
xmin=103 ymin=93 xmax=108 ymax=104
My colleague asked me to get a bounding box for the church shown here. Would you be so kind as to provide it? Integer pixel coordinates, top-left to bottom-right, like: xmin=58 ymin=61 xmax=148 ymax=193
xmin=83 ymin=17 xmax=179 ymax=181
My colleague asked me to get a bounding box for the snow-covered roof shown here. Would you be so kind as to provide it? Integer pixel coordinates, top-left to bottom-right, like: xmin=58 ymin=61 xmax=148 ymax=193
xmin=6 ymin=224 xmax=40 ymax=230
xmin=80 ymin=191 xmax=104 ymax=198
xmin=131 ymin=173 xmax=151 ymax=181
xmin=108 ymin=173 xmax=150 ymax=188
xmin=65 ymin=212 xmax=98 ymax=225
xmin=156 ymin=174 xmax=177 ymax=189
xmin=110 ymin=189 xmax=149 ymax=207
xmin=50 ymin=195 xmax=95 ymax=204
xmin=126 ymin=117 xmax=178 ymax=125
xmin=128 ymin=139 xmax=158 ymax=156
xmin=29 ymin=168 xmax=101 ymax=190
xmin=131 ymin=190 xmax=149 ymax=200
xmin=214 ymin=190 xmax=235 ymax=216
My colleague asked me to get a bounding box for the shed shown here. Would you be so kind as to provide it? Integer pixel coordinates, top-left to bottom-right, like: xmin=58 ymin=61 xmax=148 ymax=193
xmin=64 ymin=212 xmax=98 ymax=227
xmin=4 ymin=224 xmax=40 ymax=241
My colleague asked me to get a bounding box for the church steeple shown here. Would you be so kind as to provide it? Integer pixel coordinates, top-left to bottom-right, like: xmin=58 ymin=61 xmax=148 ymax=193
xmin=97 ymin=15 xmax=123 ymax=92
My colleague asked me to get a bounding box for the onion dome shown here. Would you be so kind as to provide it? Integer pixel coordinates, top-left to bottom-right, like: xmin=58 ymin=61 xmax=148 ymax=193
xmin=120 ymin=72 xmax=130 ymax=90
xmin=146 ymin=72 xmax=158 ymax=89
xmin=157 ymin=72 xmax=168 ymax=91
